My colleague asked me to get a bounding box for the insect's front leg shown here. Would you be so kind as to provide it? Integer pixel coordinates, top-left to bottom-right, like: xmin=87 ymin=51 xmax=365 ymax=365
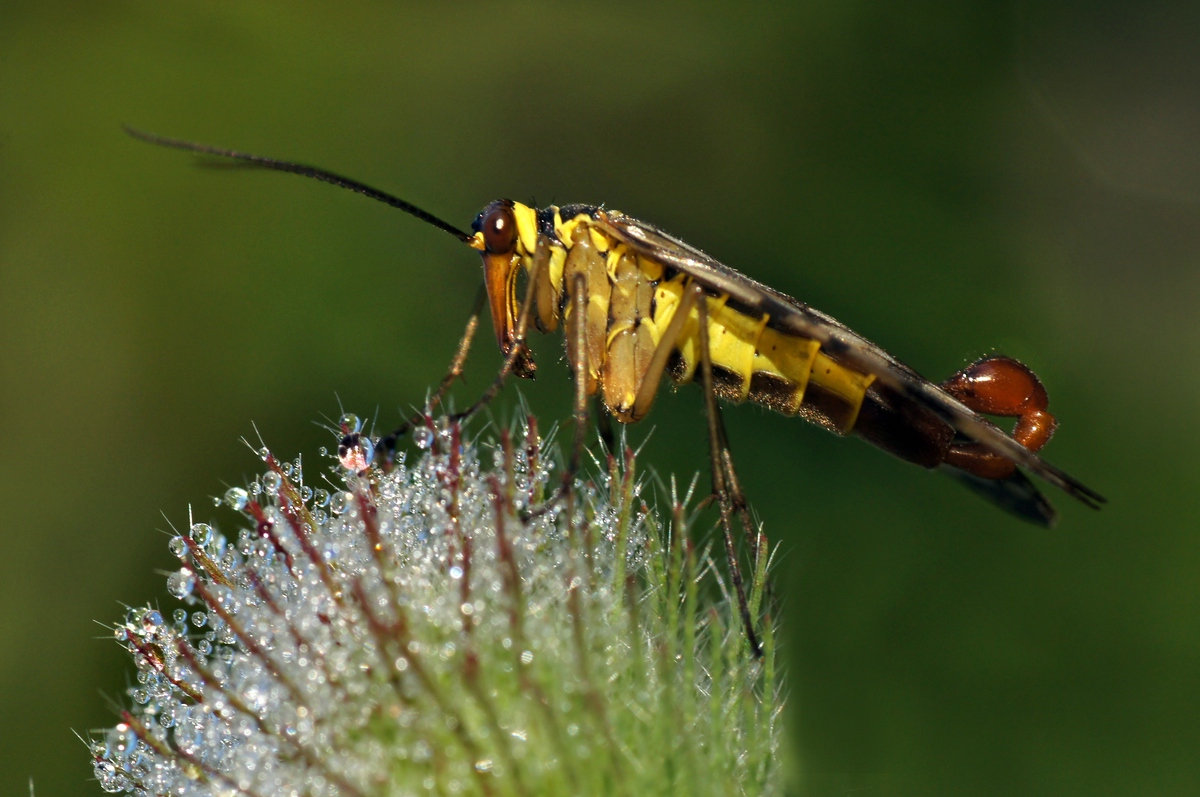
xmin=450 ymin=251 xmax=544 ymax=425
xmin=695 ymin=283 xmax=764 ymax=658
xmin=377 ymin=286 xmax=487 ymax=463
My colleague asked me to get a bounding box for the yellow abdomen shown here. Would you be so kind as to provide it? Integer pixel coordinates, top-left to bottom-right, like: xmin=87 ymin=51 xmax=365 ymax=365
xmin=651 ymin=275 xmax=876 ymax=432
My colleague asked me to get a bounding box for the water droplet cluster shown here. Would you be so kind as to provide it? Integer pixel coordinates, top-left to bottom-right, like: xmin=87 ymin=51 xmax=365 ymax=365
xmin=92 ymin=416 xmax=781 ymax=796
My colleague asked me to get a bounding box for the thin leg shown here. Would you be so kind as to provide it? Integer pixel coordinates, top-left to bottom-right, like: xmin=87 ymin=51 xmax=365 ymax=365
xmin=694 ymin=284 xmax=762 ymax=658
xmin=710 ymin=404 xmax=764 ymax=564
xmin=627 ymin=279 xmax=765 ymax=581
xmin=566 ymin=273 xmax=591 ymax=480
xmin=628 ymin=283 xmax=699 ymax=421
xmin=593 ymin=397 xmax=615 ymax=455
xmin=716 ymin=413 xmax=773 ymax=629
xmin=524 ymin=273 xmax=593 ymax=520
xmin=378 ymin=286 xmax=487 ymax=460
xmin=539 ymin=277 xmax=697 ymax=510
xmin=450 ymin=251 xmax=545 ymax=425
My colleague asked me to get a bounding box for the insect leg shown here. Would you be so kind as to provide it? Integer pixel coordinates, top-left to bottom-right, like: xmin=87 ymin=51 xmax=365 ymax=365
xmin=524 ymin=273 xmax=593 ymax=519
xmin=627 ymin=277 xmax=764 ymax=561
xmin=593 ymin=397 xmax=615 ymax=455
xmin=694 ymin=283 xmax=763 ymax=658
xmin=716 ymin=416 xmax=765 ymax=564
xmin=628 ymin=283 xmax=699 ymax=421
xmin=378 ymin=286 xmax=486 ymax=460
xmin=566 ymin=272 xmax=592 ymax=480
xmin=450 ymin=251 xmax=545 ymax=424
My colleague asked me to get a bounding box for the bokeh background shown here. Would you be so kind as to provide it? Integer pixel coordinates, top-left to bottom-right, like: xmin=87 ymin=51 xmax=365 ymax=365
xmin=1 ymin=2 xmax=1197 ymax=795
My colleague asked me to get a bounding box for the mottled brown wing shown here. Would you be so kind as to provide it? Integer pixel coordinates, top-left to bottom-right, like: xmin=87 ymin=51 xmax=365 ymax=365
xmin=596 ymin=210 xmax=1105 ymax=510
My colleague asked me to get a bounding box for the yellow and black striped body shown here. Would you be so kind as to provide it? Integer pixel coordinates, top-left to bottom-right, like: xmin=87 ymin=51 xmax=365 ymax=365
xmin=125 ymin=128 xmax=1102 ymax=526
xmin=485 ymin=201 xmax=955 ymax=468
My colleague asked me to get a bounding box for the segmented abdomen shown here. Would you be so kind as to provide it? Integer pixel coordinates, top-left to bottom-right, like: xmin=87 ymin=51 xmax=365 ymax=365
xmin=651 ymin=274 xmax=877 ymax=433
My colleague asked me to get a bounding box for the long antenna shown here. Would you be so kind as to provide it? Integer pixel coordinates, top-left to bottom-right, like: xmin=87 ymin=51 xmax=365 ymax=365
xmin=124 ymin=126 xmax=473 ymax=243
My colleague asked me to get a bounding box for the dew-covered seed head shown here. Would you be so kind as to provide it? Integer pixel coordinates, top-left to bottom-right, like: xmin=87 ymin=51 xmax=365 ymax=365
xmin=90 ymin=413 xmax=782 ymax=796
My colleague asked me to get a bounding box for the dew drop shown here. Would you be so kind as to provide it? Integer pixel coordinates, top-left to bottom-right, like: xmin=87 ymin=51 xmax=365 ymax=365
xmin=313 ymin=488 xmax=330 ymax=507
xmin=330 ymin=491 xmax=351 ymax=515
xmin=168 ymin=536 xmax=188 ymax=558
xmin=94 ymin=760 xmax=121 ymax=792
xmin=189 ymin=523 xmax=212 ymax=546
xmin=258 ymin=446 xmax=271 ymax=462
xmin=318 ymin=446 xmax=328 ymax=456
xmin=338 ymin=433 xmax=375 ymax=473
xmin=223 ymin=487 xmax=249 ymax=511
xmin=449 ymin=565 xmax=464 ymax=580
xmin=106 ymin=725 xmax=136 ymax=759
xmin=166 ymin=568 xmax=195 ymax=599
xmin=299 ymin=485 xmax=314 ymax=502
xmin=141 ymin=611 xmax=163 ymax=632
xmin=172 ymin=609 xmax=188 ymax=626
xmin=190 ymin=612 xmax=207 ymax=628
xmin=210 ymin=496 xmax=221 ymax=507
xmin=263 ymin=471 xmax=282 ymax=496
xmin=413 ymin=426 xmax=434 ymax=449
xmin=339 ymin=413 xmax=361 ymax=432
xmin=236 ymin=529 xmax=254 ymax=554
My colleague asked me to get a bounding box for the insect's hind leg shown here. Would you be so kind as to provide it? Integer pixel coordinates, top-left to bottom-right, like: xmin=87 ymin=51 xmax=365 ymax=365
xmin=694 ymin=284 xmax=765 ymax=658
xmin=626 ymin=281 xmax=763 ymax=562
xmin=377 ymin=285 xmax=487 ymax=462
xmin=941 ymin=355 xmax=1058 ymax=479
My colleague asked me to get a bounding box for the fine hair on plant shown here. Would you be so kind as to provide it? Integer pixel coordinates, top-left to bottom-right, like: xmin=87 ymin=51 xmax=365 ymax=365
xmin=90 ymin=411 xmax=782 ymax=796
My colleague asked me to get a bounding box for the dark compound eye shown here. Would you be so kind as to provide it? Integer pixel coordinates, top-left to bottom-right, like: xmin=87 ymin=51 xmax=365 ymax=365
xmin=481 ymin=203 xmax=517 ymax=254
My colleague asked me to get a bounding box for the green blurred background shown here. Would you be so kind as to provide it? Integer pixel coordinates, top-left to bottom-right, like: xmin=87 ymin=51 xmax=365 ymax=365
xmin=1 ymin=1 xmax=1197 ymax=794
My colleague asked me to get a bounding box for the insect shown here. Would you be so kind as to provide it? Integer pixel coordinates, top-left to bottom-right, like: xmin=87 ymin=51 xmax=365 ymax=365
xmin=127 ymin=128 xmax=1104 ymax=653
